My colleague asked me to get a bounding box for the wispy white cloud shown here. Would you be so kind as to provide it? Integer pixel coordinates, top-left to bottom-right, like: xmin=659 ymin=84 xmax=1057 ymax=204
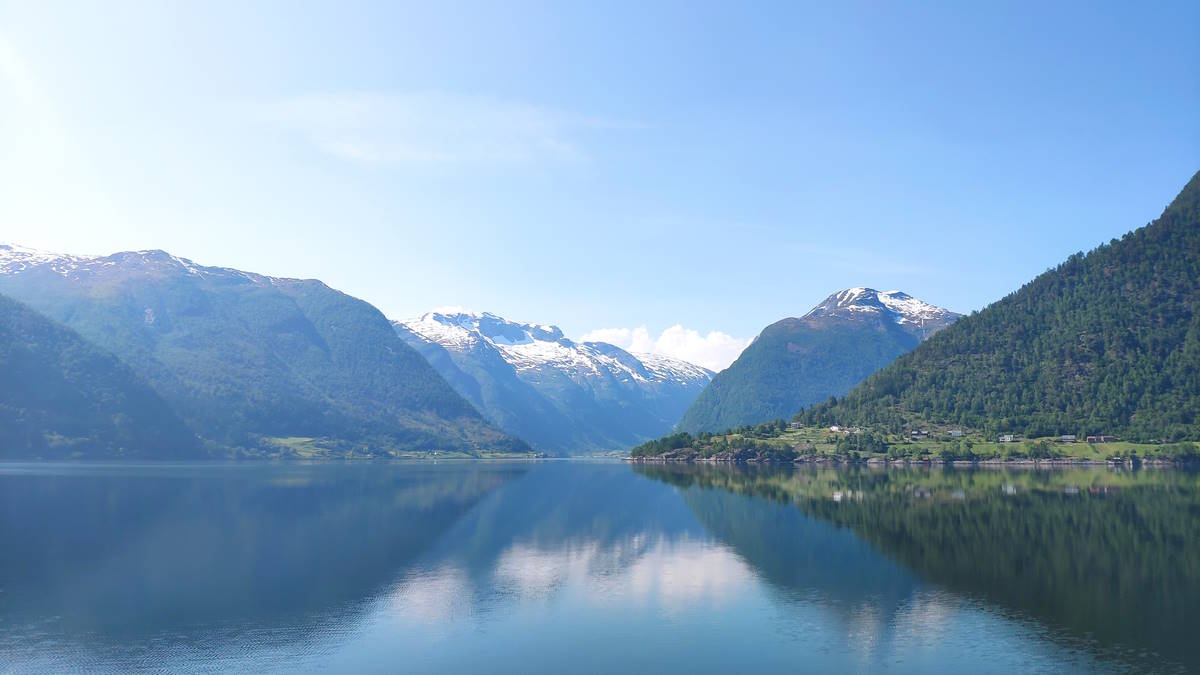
xmin=579 ymin=325 xmax=750 ymax=372
xmin=254 ymin=91 xmax=631 ymax=166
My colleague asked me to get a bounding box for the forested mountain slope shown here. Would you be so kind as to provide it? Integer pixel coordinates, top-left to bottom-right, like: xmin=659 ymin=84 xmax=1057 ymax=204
xmin=797 ymin=171 xmax=1200 ymax=441
xmin=678 ymin=289 xmax=958 ymax=432
xmin=0 ymin=293 xmax=200 ymax=458
xmin=0 ymin=248 xmax=527 ymax=455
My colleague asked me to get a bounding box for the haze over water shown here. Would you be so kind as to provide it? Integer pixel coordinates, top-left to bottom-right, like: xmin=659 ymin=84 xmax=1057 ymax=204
xmin=0 ymin=461 xmax=1195 ymax=673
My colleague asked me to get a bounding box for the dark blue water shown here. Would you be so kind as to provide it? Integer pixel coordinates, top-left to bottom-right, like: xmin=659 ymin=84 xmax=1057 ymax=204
xmin=0 ymin=461 xmax=1196 ymax=673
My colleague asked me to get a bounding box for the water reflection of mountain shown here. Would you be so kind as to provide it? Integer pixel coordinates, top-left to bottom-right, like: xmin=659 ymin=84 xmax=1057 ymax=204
xmin=680 ymin=482 xmax=920 ymax=604
xmin=0 ymin=463 xmax=522 ymax=647
xmin=418 ymin=462 xmax=705 ymax=575
xmin=6 ymin=461 xmax=1196 ymax=672
xmin=634 ymin=464 xmax=1200 ymax=672
xmin=396 ymin=463 xmax=924 ymax=643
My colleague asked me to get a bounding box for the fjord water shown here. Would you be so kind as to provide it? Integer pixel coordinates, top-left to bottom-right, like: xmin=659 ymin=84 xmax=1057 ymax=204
xmin=0 ymin=462 xmax=1196 ymax=673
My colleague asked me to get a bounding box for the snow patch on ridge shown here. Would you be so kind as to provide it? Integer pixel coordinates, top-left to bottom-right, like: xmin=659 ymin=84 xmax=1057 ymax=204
xmin=0 ymin=243 xmax=303 ymax=287
xmin=804 ymin=287 xmax=959 ymax=335
xmin=634 ymin=351 xmax=713 ymax=383
xmin=397 ymin=310 xmax=714 ymax=387
xmin=0 ymin=243 xmax=93 ymax=275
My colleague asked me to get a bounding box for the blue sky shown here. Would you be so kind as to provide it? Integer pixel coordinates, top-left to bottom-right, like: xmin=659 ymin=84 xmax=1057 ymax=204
xmin=1 ymin=1 xmax=1197 ymax=369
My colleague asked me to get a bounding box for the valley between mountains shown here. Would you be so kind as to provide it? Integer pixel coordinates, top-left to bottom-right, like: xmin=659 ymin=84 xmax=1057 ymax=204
xmin=1 ymin=170 xmax=1198 ymax=461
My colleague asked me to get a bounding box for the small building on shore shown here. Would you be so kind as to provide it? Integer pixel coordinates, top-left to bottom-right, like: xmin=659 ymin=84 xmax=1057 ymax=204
xmin=1059 ymin=434 xmax=1077 ymax=443
xmin=1086 ymin=434 xmax=1116 ymax=443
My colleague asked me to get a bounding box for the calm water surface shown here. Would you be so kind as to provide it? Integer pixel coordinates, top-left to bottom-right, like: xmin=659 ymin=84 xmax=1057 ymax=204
xmin=0 ymin=461 xmax=1196 ymax=673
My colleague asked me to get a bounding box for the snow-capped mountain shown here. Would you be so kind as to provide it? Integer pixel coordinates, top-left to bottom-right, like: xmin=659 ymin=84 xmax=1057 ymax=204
xmin=1 ymin=243 xmax=85 ymax=272
xmin=0 ymin=244 xmax=526 ymax=455
xmin=804 ymin=288 xmax=960 ymax=339
xmin=677 ymin=288 xmax=960 ymax=432
xmin=0 ymin=243 xmax=279 ymax=285
xmin=395 ymin=310 xmax=713 ymax=454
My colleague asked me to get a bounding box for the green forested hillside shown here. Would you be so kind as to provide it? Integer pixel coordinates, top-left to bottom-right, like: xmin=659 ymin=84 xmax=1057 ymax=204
xmin=0 ymin=251 xmax=528 ymax=455
xmin=0 ymin=293 xmax=201 ymax=458
xmin=798 ymin=171 xmax=1200 ymax=441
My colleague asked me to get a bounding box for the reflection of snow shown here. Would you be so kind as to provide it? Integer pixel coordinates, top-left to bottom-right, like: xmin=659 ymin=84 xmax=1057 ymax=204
xmin=846 ymin=602 xmax=882 ymax=664
xmin=387 ymin=565 xmax=472 ymax=623
xmin=892 ymin=589 xmax=958 ymax=647
xmin=493 ymin=541 xmax=602 ymax=601
xmin=622 ymin=538 xmax=755 ymax=615
xmin=385 ymin=535 xmax=757 ymax=626
xmin=493 ymin=536 xmax=754 ymax=615
xmin=337 ymin=539 xmax=1121 ymax=674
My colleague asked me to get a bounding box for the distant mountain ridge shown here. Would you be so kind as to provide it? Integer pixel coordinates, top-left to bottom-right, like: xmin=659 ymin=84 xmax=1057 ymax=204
xmin=676 ymin=288 xmax=960 ymax=433
xmin=798 ymin=170 xmax=1200 ymax=441
xmin=0 ymin=245 xmax=526 ymax=456
xmin=395 ymin=310 xmax=712 ymax=454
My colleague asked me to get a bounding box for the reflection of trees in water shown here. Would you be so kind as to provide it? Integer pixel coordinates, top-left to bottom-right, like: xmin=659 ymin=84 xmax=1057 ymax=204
xmin=677 ymin=477 xmax=924 ymax=649
xmin=0 ymin=463 xmax=524 ymax=644
xmin=635 ymin=464 xmax=1200 ymax=672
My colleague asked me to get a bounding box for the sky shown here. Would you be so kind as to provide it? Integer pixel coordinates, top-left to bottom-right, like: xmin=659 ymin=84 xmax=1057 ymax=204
xmin=1 ymin=1 xmax=1197 ymax=370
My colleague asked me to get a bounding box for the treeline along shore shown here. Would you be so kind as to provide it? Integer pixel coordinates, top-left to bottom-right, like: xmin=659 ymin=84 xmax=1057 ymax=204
xmin=628 ymin=422 xmax=1200 ymax=467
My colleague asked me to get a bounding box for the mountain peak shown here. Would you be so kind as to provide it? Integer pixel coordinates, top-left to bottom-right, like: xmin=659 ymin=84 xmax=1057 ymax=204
xmin=804 ymin=287 xmax=959 ymax=336
xmin=678 ymin=287 xmax=960 ymax=433
xmin=413 ymin=310 xmax=566 ymax=347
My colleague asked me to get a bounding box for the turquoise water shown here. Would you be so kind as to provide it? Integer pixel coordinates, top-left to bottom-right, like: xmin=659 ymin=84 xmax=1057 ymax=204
xmin=0 ymin=461 xmax=1195 ymax=673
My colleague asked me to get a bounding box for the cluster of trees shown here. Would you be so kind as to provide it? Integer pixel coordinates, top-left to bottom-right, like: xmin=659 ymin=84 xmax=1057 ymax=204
xmin=833 ymin=431 xmax=889 ymax=455
xmin=798 ymin=172 xmax=1200 ymax=442
xmin=716 ymin=419 xmax=791 ymax=438
xmin=630 ymin=420 xmax=795 ymax=458
xmin=630 ymin=432 xmax=697 ymax=457
xmin=883 ymin=439 xmax=1061 ymax=462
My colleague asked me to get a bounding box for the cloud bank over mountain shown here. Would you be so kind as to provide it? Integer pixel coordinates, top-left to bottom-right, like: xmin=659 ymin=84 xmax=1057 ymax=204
xmin=579 ymin=325 xmax=750 ymax=372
